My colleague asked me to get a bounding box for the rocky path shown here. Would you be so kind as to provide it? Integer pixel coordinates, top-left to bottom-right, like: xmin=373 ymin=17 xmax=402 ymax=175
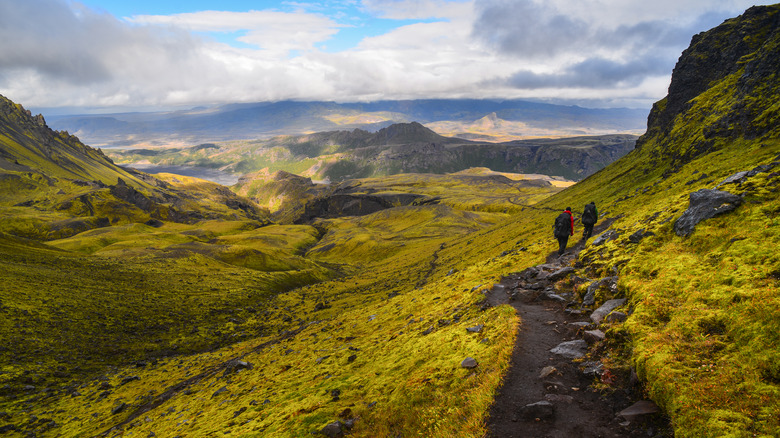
xmin=484 ymin=224 xmax=671 ymax=438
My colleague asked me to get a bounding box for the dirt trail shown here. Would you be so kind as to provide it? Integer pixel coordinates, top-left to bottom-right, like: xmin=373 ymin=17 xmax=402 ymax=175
xmin=484 ymin=220 xmax=671 ymax=438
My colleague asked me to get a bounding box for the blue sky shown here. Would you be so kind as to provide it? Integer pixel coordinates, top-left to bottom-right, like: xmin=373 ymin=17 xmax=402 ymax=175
xmin=0 ymin=0 xmax=773 ymax=113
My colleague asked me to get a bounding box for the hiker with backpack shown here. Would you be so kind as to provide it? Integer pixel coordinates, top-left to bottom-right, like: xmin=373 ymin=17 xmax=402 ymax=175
xmin=553 ymin=207 xmax=574 ymax=256
xmin=581 ymin=201 xmax=598 ymax=240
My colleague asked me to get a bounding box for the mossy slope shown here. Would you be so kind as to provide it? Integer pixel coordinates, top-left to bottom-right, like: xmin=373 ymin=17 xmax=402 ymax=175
xmin=1 ymin=5 xmax=780 ymax=438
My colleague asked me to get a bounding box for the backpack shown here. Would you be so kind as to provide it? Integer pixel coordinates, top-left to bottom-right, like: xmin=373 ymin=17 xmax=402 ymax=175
xmin=582 ymin=203 xmax=596 ymax=225
xmin=553 ymin=212 xmax=570 ymax=238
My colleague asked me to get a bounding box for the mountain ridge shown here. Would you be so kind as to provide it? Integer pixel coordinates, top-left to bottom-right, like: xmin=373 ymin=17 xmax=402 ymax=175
xmin=46 ymin=98 xmax=648 ymax=148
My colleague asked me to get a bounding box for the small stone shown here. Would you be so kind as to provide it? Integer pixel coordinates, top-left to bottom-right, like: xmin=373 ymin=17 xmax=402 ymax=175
xmin=111 ymin=402 xmax=127 ymax=415
xmin=466 ymin=324 xmax=483 ymax=333
xmin=541 ymin=292 xmax=566 ymax=302
xmin=120 ymin=376 xmax=140 ymax=385
xmin=320 ymin=421 xmax=344 ymax=438
xmin=518 ymin=401 xmax=555 ymax=421
xmin=543 ymin=380 xmax=566 ymax=393
xmin=460 ymin=357 xmax=478 ymax=369
xmin=539 ymin=366 xmax=557 ymax=379
xmin=581 ymin=361 xmax=604 ymax=377
xmin=212 ymin=386 xmax=228 ymax=398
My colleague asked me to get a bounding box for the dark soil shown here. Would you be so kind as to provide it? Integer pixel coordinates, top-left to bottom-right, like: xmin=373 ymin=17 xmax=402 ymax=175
xmin=484 ymin=222 xmax=673 ymax=438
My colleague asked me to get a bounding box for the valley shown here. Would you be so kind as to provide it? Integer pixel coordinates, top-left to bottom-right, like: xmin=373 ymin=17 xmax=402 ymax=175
xmin=1 ymin=4 xmax=779 ymax=438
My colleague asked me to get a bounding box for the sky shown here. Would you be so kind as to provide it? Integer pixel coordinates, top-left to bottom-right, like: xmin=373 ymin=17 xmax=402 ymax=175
xmin=0 ymin=0 xmax=773 ymax=114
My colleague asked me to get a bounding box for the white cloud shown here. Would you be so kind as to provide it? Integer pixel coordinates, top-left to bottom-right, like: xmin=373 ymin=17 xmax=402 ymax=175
xmin=128 ymin=10 xmax=341 ymax=54
xmin=0 ymin=0 xmax=773 ymax=112
xmin=360 ymin=0 xmax=473 ymax=19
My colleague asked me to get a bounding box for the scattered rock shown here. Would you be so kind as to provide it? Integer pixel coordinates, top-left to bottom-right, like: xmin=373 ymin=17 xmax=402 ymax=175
xmin=591 ymin=299 xmax=627 ymax=324
xmin=583 ymin=276 xmax=618 ymax=306
xmin=592 ymin=230 xmax=619 ymax=246
xmin=628 ymin=229 xmax=655 ymax=243
xmin=581 ymin=361 xmax=604 ymax=377
xmin=583 ymin=329 xmax=605 ymax=344
xmin=120 ymin=376 xmax=140 ymax=386
xmin=111 ymin=402 xmax=127 ymax=415
xmin=320 ymin=421 xmax=345 ymax=438
xmin=539 ymin=366 xmax=557 ymax=379
xmin=673 ymin=189 xmax=743 ymax=237
xmin=466 ymin=324 xmax=483 ymax=333
xmin=212 ymin=386 xmax=229 ymax=398
xmin=550 ymin=340 xmax=588 ymax=359
xmin=460 ymin=357 xmax=478 ymax=369
xmin=223 ymin=359 xmax=253 ymax=376
xmin=547 ymin=267 xmax=575 ymax=282
xmin=541 ymin=292 xmax=566 ymax=302
xmin=518 ymin=401 xmax=555 ymax=421
xmin=618 ymin=400 xmax=661 ymax=421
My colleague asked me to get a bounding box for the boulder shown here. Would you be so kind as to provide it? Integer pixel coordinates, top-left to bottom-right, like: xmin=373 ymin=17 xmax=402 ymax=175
xmin=547 ymin=266 xmax=575 ymax=282
xmin=673 ymin=189 xmax=743 ymax=237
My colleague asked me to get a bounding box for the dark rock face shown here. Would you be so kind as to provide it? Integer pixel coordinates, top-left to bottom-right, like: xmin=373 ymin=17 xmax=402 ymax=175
xmin=636 ymin=5 xmax=780 ymax=148
xmin=673 ymin=189 xmax=743 ymax=236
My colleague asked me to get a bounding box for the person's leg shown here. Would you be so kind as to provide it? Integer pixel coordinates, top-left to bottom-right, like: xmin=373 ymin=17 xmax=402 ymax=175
xmin=557 ymin=236 xmax=567 ymax=255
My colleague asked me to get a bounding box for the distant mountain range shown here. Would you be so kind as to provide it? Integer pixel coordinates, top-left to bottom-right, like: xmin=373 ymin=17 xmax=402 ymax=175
xmin=47 ymin=99 xmax=649 ymax=147
xmin=106 ymin=122 xmax=638 ymax=182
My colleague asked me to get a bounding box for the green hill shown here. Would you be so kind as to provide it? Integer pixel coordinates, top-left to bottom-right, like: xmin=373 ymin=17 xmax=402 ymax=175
xmin=0 ymin=4 xmax=779 ymax=438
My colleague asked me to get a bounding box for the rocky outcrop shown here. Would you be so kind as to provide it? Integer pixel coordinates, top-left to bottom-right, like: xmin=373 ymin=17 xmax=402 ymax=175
xmin=635 ymin=5 xmax=780 ymax=166
xmin=673 ymin=189 xmax=743 ymax=237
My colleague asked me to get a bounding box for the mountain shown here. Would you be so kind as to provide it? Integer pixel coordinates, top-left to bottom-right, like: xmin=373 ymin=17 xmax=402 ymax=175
xmin=108 ymin=122 xmax=637 ymax=182
xmin=1 ymin=5 xmax=779 ymax=438
xmin=45 ymin=99 xmax=648 ymax=147
xmin=0 ymin=94 xmax=270 ymax=239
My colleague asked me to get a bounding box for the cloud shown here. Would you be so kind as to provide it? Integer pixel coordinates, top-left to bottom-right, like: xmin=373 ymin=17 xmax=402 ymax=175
xmin=128 ymin=10 xmax=341 ymax=54
xmin=506 ymin=55 xmax=674 ymax=89
xmin=470 ymin=0 xmax=756 ymax=95
xmin=360 ymin=0 xmax=473 ymax=20
xmin=0 ymin=0 xmax=772 ymax=111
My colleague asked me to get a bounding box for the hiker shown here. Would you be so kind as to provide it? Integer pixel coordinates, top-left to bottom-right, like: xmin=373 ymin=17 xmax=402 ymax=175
xmin=581 ymin=201 xmax=598 ymax=240
xmin=553 ymin=207 xmax=574 ymax=256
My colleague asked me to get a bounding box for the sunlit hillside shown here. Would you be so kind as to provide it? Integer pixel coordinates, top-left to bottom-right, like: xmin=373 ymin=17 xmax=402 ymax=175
xmin=1 ymin=4 xmax=779 ymax=438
